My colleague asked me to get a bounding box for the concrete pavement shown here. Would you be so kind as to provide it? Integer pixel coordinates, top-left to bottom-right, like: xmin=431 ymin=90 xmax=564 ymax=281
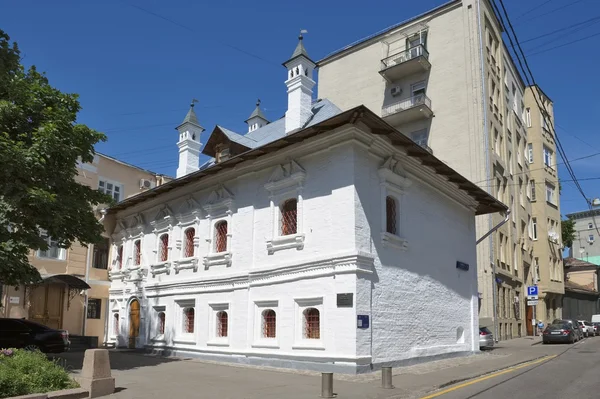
xmin=54 ymin=336 xmax=590 ymax=398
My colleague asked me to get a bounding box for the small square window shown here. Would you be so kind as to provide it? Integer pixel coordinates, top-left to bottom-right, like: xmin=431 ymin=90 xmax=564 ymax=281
xmin=87 ymin=299 xmax=102 ymax=319
xmin=589 ymin=223 xmax=594 ymax=229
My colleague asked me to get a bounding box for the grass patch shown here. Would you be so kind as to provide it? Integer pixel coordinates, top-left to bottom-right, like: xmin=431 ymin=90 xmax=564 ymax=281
xmin=0 ymin=348 xmax=79 ymax=398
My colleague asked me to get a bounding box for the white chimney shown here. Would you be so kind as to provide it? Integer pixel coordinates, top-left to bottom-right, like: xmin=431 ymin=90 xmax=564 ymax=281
xmin=283 ymin=33 xmax=316 ymax=134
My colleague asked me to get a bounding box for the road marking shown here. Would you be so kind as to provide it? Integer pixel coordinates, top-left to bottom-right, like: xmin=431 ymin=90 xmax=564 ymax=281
xmin=419 ymin=355 xmax=557 ymax=399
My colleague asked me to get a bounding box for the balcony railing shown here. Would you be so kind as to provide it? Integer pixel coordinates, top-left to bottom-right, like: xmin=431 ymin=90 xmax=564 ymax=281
xmin=382 ymin=94 xmax=432 ymax=118
xmin=381 ymin=44 xmax=429 ymax=70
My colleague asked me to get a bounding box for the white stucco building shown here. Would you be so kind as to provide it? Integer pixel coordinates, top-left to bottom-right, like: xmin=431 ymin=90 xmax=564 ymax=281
xmin=105 ymin=35 xmax=506 ymax=373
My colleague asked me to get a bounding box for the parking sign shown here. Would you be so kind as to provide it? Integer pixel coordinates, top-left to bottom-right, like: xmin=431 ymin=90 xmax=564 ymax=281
xmin=527 ymin=286 xmax=538 ymax=297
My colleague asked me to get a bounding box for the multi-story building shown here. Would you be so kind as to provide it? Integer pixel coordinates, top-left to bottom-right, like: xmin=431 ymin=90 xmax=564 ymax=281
xmin=523 ymin=85 xmax=564 ymax=330
xmin=317 ymin=0 xmax=534 ymax=339
xmin=104 ymin=36 xmax=506 ymax=373
xmin=567 ymin=209 xmax=600 ymax=266
xmin=0 ymin=154 xmax=168 ymax=344
xmin=562 ymin=257 xmax=599 ymax=320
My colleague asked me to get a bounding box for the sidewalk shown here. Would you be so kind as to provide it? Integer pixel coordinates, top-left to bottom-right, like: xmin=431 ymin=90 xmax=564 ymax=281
xmin=58 ymin=337 xmax=566 ymax=399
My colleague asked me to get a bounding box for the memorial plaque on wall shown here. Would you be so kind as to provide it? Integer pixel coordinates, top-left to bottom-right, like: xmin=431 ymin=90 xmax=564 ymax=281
xmin=337 ymin=293 xmax=353 ymax=308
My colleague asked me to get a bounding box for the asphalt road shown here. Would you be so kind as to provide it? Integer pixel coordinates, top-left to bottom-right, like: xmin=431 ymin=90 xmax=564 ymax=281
xmin=429 ymin=336 xmax=600 ymax=399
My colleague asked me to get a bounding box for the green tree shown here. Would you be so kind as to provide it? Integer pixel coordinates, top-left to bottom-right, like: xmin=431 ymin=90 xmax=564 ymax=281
xmin=561 ymin=217 xmax=576 ymax=249
xmin=0 ymin=29 xmax=110 ymax=286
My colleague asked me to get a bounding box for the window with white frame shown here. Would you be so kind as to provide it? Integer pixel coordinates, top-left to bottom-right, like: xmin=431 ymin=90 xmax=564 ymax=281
xmin=494 ymin=129 xmax=500 ymax=155
xmin=532 ymin=217 xmax=538 ymax=240
xmin=526 ymin=180 xmax=531 ymax=200
xmin=264 ymin=161 xmax=306 ymax=254
xmin=37 ymin=232 xmax=66 ymax=260
xmin=133 ymin=239 xmax=141 ymax=266
xmin=410 ymin=129 xmax=429 ymax=148
xmin=525 ymin=108 xmax=531 ymax=127
xmin=530 ymin=180 xmax=536 ymax=201
xmin=527 ymin=143 xmax=534 ymax=163
xmin=202 ymin=185 xmax=235 ymax=269
xmin=208 ymin=303 xmax=229 ymax=345
xmin=541 ymin=112 xmax=549 ymax=131
xmin=174 ymin=299 xmax=195 ymax=343
xmin=543 ymin=146 xmax=553 ymax=168
xmin=183 ymin=307 xmax=194 ymax=333
xmin=262 ymin=309 xmax=276 ymax=338
xmin=589 ymin=223 xmax=594 ymax=229
xmin=499 ymin=233 xmax=505 ymax=264
xmin=158 ymin=311 xmax=165 ymax=335
xmin=516 ymin=136 xmax=522 ymax=166
xmin=545 ymin=183 xmax=556 ymax=205
xmin=113 ymin=313 xmax=119 ymax=336
xmin=378 ymin=158 xmax=411 ymax=250
xmin=508 ymin=151 xmax=513 ymax=175
xmin=519 ymin=178 xmax=524 ymax=207
xmin=115 ymin=245 xmax=123 ymax=270
xmin=98 ymin=179 xmax=123 ymax=202
xmin=294 ymin=298 xmax=323 ymax=348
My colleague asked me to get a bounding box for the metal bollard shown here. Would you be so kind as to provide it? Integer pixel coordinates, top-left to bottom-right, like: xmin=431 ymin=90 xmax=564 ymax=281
xmin=381 ymin=367 xmax=394 ymax=389
xmin=321 ymin=372 xmax=334 ymax=398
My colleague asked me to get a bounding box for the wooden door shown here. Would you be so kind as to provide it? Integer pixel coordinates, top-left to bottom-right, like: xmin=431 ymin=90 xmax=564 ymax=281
xmin=29 ymin=284 xmax=64 ymax=329
xmin=129 ymin=300 xmax=140 ymax=348
xmin=526 ymin=305 xmax=534 ymax=336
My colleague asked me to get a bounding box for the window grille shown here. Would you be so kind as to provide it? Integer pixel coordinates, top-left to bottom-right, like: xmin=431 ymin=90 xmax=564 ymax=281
xmin=386 ymin=196 xmax=397 ymax=235
xmin=184 ymin=228 xmax=195 ymax=257
xmin=304 ymin=308 xmax=320 ymax=339
xmin=263 ymin=310 xmax=276 ymax=338
xmin=215 ymin=221 xmax=228 ymax=253
xmin=280 ymin=199 xmax=298 ymax=236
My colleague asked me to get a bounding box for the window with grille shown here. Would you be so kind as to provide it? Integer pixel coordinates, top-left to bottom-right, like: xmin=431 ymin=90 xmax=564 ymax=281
xmin=87 ymin=299 xmax=101 ymax=319
xmin=217 ymin=311 xmax=228 ymax=337
xmin=113 ymin=313 xmax=119 ymax=335
xmin=184 ymin=228 xmax=195 ymax=257
xmin=280 ymin=199 xmax=297 ymax=236
xmin=304 ymin=308 xmax=320 ymax=339
xmin=214 ymin=221 xmax=228 ymax=253
xmin=116 ymin=245 xmax=123 ymax=269
xmin=158 ymin=312 xmax=165 ymax=335
xmin=159 ymin=234 xmax=169 ymax=262
xmin=262 ymin=310 xmax=276 ymax=338
xmin=386 ymin=196 xmax=397 ymax=235
xmin=184 ymin=308 xmax=194 ymax=333
xmin=134 ymin=240 xmax=141 ymax=265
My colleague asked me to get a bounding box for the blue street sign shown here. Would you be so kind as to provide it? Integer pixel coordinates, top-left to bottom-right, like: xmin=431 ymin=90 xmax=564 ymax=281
xmin=527 ymin=286 xmax=538 ymax=296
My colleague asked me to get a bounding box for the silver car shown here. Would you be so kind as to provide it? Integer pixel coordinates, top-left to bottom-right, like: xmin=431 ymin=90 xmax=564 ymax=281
xmin=479 ymin=327 xmax=494 ymax=349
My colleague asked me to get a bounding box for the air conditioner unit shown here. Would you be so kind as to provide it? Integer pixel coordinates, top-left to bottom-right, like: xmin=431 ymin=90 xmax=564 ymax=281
xmin=588 ymin=236 xmax=595 ymax=243
xmin=390 ymin=86 xmax=403 ymax=97
xmin=140 ymin=179 xmax=153 ymax=189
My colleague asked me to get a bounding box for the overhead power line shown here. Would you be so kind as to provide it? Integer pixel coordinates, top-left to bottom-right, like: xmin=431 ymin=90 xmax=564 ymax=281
xmin=527 ymin=30 xmax=600 ymax=57
xmin=514 ymin=0 xmax=556 ymax=20
xmin=492 ymin=0 xmax=600 ymax=234
xmin=515 ymin=0 xmax=589 ymax=25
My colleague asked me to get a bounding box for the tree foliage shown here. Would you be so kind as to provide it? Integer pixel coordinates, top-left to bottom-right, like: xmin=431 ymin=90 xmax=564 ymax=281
xmin=0 ymin=29 xmax=110 ymax=286
xmin=561 ymin=217 xmax=576 ymax=249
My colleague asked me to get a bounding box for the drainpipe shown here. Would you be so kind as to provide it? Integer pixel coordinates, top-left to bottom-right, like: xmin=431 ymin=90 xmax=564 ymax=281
xmin=82 ymin=209 xmax=107 ymax=337
xmin=476 ymin=210 xmax=510 ymax=245
xmin=475 ymin=0 xmax=498 ymax=341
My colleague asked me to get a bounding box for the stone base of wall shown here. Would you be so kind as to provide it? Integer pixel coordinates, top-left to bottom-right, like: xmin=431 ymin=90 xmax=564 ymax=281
xmin=9 ymin=388 xmax=88 ymax=399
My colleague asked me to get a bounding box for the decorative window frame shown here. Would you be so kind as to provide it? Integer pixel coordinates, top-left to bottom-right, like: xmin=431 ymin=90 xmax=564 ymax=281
xmin=174 ymin=298 xmax=196 ymax=344
xmin=264 ymin=160 xmax=306 ymax=254
xmin=252 ymin=300 xmax=279 ymax=349
xmin=149 ymin=206 xmax=175 ymax=277
xmin=378 ymin=158 xmax=412 ymax=251
xmin=151 ymin=305 xmax=166 ymax=342
xmin=202 ymin=185 xmax=234 ymax=269
xmin=174 ymin=196 xmax=202 ymax=273
xmin=208 ymin=303 xmax=230 ymax=347
xmin=293 ymin=297 xmax=324 ymax=350
xmin=108 ymin=228 xmax=127 ymax=280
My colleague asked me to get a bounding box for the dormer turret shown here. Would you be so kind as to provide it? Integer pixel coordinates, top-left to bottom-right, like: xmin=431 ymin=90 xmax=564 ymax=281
xmin=245 ymin=99 xmax=269 ymax=133
xmin=176 ymin=99 xmax=204 ymax=178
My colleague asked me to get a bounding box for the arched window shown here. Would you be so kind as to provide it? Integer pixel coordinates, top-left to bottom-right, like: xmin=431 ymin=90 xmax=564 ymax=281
xmin=184 ymin=228 xmax=195 ymax=258
xmin=304 ymin=308 xmax=320 ymax=339
xmin=158 ymin=312 xmax=165 ymax=335
xmin=386 ymin=196 xmax=397 ymax=235
xmin=184 ymin=308 xmax=194 ymax=333
xmin=214 ymin=221 xmax=228 ymax=253
xmin=134 ymin=239 xmax=141 ymax=265
xmin=113 ymin=313 xmax=119 ymax=335
xmin=116 ymin=245 xmax=123 ymax=269
xmin=262 ymin=309 xmax=276 ymax=338
xmin=159 ymin=234 xmax=169 ymax=262
xmin=217 ymin=311 xmax=228 ymax=337
xmin=280 ymin=199 xmax=297 ymax=236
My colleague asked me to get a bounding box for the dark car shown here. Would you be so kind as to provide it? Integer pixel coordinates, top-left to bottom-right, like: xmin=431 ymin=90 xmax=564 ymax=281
xmin=593 ymin=322 xmax=600 ymax=336
xmin=552 ymin=319 xmax=583 ymax=341
xmin=0 ymin=318 xmax=69 ymax=353
xmin=543 ymin=323 xmax=576 ymax=344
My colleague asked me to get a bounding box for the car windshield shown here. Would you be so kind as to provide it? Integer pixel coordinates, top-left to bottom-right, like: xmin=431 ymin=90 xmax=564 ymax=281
xmin=19 ymin=319 xmax=51 ymax=331
xmin=480 ymin=327 xmax=493 ymax=334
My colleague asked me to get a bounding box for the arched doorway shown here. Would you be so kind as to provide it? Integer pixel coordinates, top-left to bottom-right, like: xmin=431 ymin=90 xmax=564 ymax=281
xmin=129 ymin=299 xmax=140 ymax=349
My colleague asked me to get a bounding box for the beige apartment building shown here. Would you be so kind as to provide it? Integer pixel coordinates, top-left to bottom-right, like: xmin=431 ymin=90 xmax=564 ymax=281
xmin=317 ymin=0 xmax=536 ymax=339
xmin=1 ymin=153 xmax=168 ymax=344
xmin=524 ymin=86 xmax=564 ymax=327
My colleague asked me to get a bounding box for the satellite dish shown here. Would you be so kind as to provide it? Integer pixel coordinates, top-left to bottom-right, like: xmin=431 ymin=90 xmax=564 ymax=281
xmin=591 ymin=198 xmax=600 ymax=207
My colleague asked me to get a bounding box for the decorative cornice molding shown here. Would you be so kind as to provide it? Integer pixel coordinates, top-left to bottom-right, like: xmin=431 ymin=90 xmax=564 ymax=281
xmin=264 ymin=160 xmax=306 ymax=194
xmin=203 ymin=185 xmax=235 ymax=215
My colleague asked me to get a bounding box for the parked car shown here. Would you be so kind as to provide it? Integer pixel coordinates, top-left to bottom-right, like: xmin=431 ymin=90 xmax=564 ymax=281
xmin=593 ymin=322 xmax=600 ymax=336
xmin=479 ymin=327 xmax=494 ymax=349
xmin=0 ymin=318 xmax=69 ymax=353
xmin=578 ymin=320 xmax=595 ymax=337
xmin=553 ymin=319 xmax=583 ymax=341
xmin=543 ymin=323 xmax=576 ymax=344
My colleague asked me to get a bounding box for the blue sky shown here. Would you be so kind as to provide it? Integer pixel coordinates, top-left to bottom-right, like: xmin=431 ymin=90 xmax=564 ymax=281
xmin=1 ymin=0 xmax=599 ymax=216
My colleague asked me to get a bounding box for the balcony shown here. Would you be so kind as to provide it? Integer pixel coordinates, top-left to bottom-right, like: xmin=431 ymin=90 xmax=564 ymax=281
xmin=381 ymin=94 xmax=433 ymax=125
xmin=380 ymin=45 xmax=431 ymax=82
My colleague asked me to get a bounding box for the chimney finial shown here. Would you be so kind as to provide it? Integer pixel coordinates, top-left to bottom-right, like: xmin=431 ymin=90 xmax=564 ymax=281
xmin=190 ymin=98 xmax=199 ymax=108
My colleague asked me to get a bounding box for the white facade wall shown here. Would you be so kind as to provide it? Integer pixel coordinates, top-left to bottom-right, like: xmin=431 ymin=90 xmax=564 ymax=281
xmin=108 ymin=127 xmax=481 ymax=372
